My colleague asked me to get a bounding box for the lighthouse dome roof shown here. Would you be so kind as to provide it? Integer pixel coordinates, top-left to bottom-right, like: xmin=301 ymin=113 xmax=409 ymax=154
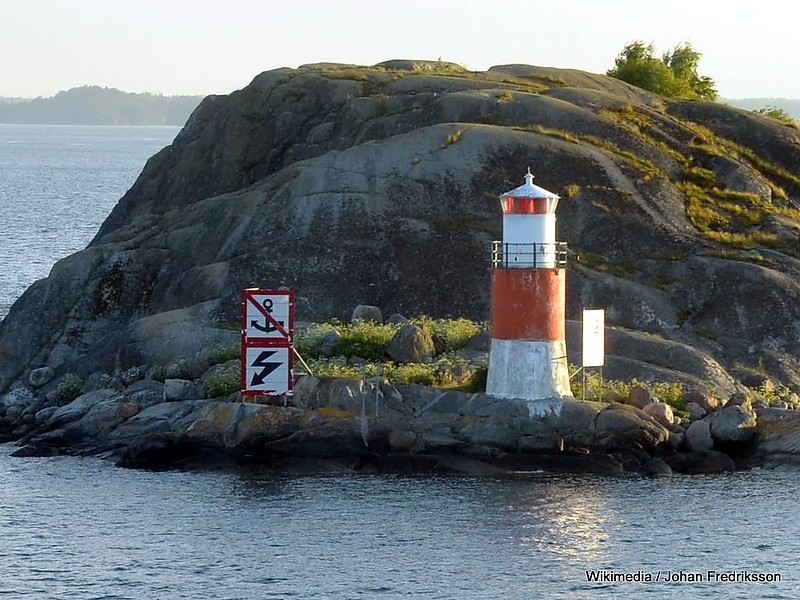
xmin=500 ymin=169 xmax=559 ymax=199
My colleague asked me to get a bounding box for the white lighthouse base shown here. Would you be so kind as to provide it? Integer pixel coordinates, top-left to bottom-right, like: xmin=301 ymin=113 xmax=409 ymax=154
xmin=486 ymin=339 xmax=572 ymax=401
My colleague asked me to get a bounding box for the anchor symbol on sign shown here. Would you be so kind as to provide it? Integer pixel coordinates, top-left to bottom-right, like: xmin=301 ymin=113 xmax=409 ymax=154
xmin=251 ymin=297 xmax=284 ymax=334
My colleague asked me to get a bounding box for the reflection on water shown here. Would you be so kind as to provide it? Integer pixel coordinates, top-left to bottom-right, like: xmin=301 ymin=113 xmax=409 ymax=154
xmin=0 ymin=449 xmax=798 ymax=598
xmin=496 ymin=476 xmax=612 ymax=562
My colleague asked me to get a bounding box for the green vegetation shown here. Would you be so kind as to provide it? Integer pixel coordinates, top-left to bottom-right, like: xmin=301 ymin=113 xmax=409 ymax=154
xmin=205 ymin=363 xmax=241 ymax=398
xmin=297 ymin=320 xmax=398 ymax=361
xmin=302 ymin=314 xmax=800 ymax=414
xmin=726 ymin=98 xmax=800 ymax=120
xmin=296 ymin=317 xmax=483 ymax=362
xmin=520 ymin=104 xmax=797 ymax=258
xmin=56 ymin=374 xmax=83 ymax=403
xmin=682 ymin=119 xmax=800 ymax=194
xmin=753 ymin=106 xmax=798 ymax=127
xmin=678 ymin=177 xmax=795 ymax=252
xmin=204 ymin=343 xmax=241 ymax=365
xmin=419 ymin=316 xmax=483 ymax=350
xmin=607 ymin=41 xmax=717 ymax=100
xmin=572 ymin=364 xmax=799 ymax=414
xmin=570 ymin=368 xmax=688 ymax=408
xmin=598 ymin=105 xmax=689 ymax=166
xmin=296 ymin=316 xmax=485 ymax=389
xmin=574 ymin=251 xmax=636 ymax=278
xmin=517 ymin=124 xmax=665 ymax=182
xmin=563 ymin=183 xmax=581 ymax=198
xmin=306 ymin=353 xmax=480 ymax=390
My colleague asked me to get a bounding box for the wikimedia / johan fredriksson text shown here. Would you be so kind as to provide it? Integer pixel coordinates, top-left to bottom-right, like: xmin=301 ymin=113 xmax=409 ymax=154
xmin=585 ymin=570 xmax=782 ymax=584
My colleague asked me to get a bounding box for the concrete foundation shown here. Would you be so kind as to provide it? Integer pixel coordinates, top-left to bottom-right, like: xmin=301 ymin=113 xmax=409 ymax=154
xmin=486 ymin=339 xmax=572 ymax=401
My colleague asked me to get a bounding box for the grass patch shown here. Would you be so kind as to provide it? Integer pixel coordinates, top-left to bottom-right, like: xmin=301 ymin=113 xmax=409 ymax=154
xmin=683 ymin=119 xmax=800 ymax=191
xmin=206 ymin=364 xmax=241 ymax=398
xmin=416 ymin=316 xmax=483 ymax=351
xmin=684 ymin=166 xmax=717 ymax=188
xmin=204 ymin=343 xmax=241 ymax=365
xmin=678 ymin=180 xmax=791 ymax=251
xmin=599 ymin=106 xmax=689 ymax=165
xmin=296 ymin=320 xmax=397 ymax=361
xmin=296 ymin=316 xmax=485 ymax=361
xmin=570 ymin=368 xmax=688 ymax=410
xmin=574 ymin=251 xmax=636 ymax=278
xmin=306 ymin=352 xmax=480 ymax=390
xmin=296 ymin=316 xmax=486 ymax=389
xmin=517 ymin=124 xmax=666 ymax=183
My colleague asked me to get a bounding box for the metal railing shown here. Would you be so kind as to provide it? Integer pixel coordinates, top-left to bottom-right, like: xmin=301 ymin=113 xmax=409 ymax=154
xmin=491 ymin=241 xmax=568 ymax=268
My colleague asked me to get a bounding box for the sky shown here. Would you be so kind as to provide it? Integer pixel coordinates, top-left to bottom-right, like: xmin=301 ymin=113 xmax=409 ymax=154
xmin=2 ymin=0 xmax=798 ymax=100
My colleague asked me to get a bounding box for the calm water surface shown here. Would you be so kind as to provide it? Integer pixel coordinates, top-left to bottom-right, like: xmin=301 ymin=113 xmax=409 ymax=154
xmin=0 ymin=445 xmax=798 ymax=599
xmin=1 ymin=125 xmax=799 ymax=599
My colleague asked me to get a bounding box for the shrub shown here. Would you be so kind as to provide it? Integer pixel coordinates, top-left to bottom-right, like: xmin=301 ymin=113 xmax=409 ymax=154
xmin=306 ymin=353 xmax=479 ymax=390
xmin=384 ymin=362 xmax=437 ymax=386
xmin=338 ymin=321 xmax=398 ymax=360
xmin=205 ymin=363 xmax=241 ymax=398
xmin=418 ymin=317 xmax=483 ymax=351
xmin=56 ymin=374 xmax=83 ymax=403
xmin=296 ymin=316 xmax=485 ymax=389
xmin=296 ymin=320 xmax=399 ymax=361
xmin=753 ymin=106 xmax=797 ymax=126
xmin=295 ymin=323 xmax=338 ymax=358
xmin=468 ymin=365 xmax=488 ymax=392
xmin=569 ymin=368 xmax=687 ymax=409
xmin=650 ymin=381 xmax=686 ymax=410
xmin=205 ymin=343 xmax=240 ymax=365
xmin=306 ymin=357 xmax=363 ymax=380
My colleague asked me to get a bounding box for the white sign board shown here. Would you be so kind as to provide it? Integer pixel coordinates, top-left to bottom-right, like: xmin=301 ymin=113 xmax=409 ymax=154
xmin=582 ymin=309 xmax=605 ymax=367
xmin=242 ymin=289 xmax=293 ymax=343
xmin=243 ymin=346 xmax=292 ymax=395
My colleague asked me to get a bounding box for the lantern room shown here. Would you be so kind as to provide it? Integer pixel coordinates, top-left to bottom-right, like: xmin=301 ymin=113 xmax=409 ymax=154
xmin=491 ymin=169 xmax=566 ymax=269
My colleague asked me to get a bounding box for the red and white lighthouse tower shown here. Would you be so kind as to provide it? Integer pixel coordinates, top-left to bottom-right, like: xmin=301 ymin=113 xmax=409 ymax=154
xmin=486 ymin=169 xmax=572 ymax=401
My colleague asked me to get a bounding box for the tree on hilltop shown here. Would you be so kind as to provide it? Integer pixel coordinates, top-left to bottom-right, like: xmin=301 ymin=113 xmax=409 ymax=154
xmin=607 ymin=41 xmax=718 ymax=101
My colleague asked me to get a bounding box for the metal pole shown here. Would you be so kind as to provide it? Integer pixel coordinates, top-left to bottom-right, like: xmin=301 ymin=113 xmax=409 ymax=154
xmin=582 ymin=368 xmax=586 ymax=402
xmin=293 ymin=347 xmax=314 ymax=376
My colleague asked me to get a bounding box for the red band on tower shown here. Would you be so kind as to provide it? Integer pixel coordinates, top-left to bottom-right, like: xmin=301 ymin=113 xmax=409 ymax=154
xmin=490 ymin=269 xmax=565 ymax=341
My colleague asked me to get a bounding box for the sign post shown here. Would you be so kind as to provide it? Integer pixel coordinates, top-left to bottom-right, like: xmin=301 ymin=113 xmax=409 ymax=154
xmin=581 ymin=308 xmax=605 ymax=401
xmin=241 ymin=289 xmax=295 ymax=396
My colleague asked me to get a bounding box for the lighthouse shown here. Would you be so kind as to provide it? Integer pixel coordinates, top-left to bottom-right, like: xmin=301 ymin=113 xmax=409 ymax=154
xmin=486 ymin=169 xmax=572 ymax=401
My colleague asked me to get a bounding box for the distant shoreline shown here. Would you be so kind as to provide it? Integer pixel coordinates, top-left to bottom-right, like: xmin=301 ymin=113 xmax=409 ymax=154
xmin=0 ymin=85 xmax=204 ymax=126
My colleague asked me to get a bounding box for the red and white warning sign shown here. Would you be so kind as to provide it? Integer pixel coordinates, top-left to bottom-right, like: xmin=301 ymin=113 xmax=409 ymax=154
xmin=242 ymin=289 xmax=294 ymax=343
xmin=241 ymin=289 xmax=295 ymax=395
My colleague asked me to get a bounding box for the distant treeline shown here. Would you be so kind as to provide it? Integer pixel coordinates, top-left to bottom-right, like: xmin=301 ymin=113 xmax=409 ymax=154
xmin=0 ymin=86 xmax=205 ymax=125
xmin=725 ymin=98 xmax=800 ymax=120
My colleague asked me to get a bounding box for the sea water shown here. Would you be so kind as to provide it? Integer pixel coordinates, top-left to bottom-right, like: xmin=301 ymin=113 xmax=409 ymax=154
xmin=0 ymin=125 xmax=798 ymax=599
xmin=0 ymin=123 xmax=178 ymax=321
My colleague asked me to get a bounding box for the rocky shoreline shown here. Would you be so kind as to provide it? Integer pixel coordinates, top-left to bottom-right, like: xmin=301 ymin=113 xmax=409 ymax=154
xmin=3 ymin=363 xmax=798 ymax=478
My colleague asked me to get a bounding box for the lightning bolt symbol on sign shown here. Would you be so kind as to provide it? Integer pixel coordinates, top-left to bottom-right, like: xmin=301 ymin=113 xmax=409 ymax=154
xmin=250 ymin=350 xmax=281 ymax=386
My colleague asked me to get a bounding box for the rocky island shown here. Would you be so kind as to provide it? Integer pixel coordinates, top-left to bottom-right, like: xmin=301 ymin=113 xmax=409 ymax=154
xmin=1 ymin=60 xmax=799 ymax=476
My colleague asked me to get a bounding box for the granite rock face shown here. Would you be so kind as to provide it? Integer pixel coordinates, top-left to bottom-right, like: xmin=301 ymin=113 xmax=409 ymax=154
xmin=0 ymin=60 xmax=799 ymax=395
